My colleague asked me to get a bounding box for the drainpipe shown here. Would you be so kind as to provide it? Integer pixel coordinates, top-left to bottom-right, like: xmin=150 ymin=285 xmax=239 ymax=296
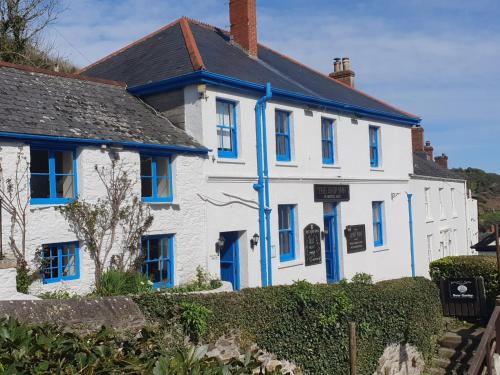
xmin=253 ymin=83 xmax=273 ymax=287
xmin=407 ymin=193 xmax=416 ymax=277
xmin=261 ymin=83 xmax=273 ymax=286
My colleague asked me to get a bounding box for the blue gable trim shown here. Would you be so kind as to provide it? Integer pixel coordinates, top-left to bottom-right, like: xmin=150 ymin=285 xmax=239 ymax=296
xmin=128 ymin=71 xmax=421 ymax=127
xmin=0 ymin=131 xmax=209 ymax=155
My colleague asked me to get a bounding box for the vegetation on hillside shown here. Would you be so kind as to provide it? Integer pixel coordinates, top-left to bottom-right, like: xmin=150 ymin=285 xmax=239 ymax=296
xmin=452 ymin=167 xmax=500 ymax=227
xmin=0 ymin=0 xmax=77 ymax=72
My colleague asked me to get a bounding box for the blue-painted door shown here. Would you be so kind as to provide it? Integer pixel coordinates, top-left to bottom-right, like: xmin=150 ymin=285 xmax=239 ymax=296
xmin=219 ymin=231 xmax=240 ymax=290
xmin=324 ymin=203 xmax=340 ymax=283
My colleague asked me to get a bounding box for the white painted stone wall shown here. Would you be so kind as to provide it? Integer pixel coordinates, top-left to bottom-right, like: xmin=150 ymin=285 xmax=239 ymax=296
xmin=185 ymin=85 xmax=417 ymax=285
xmin=0 ymin=142 xmax=207 ymax=296
xmin=410 ymin=176 xmax=478 ymax=277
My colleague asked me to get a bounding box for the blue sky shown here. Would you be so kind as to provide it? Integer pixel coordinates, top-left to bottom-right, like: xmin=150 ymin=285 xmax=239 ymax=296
xmin=47 ymin=0 xmax=500 ymax=172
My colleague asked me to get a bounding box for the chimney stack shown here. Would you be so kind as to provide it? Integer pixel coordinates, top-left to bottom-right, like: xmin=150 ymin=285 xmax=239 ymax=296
xmin=411 ymin=126 xmax=424 ymax=153
xmin=329 ymin=57 xmax=355 ymax=87
xmin=229 ymin=0 xmax=257 ymax=57
xmin=424 ymin=141 xmax=434 ymax=161
xmin=435 ymin=153 xmax=449 ymax=169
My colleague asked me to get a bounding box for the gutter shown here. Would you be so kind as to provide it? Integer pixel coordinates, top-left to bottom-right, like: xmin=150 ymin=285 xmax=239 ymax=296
xmin=128 ymin=71 xmax=421 ymax=127
xmin=0 ymin=131 xmax=209 ymax=155
xmin=253 ymin=82 xmax=273 ymax=287
xmin=407 ymin=193 xmax=416 ymax=277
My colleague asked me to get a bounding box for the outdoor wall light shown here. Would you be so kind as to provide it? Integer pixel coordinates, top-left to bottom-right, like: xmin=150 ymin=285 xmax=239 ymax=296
xmin=215 ymin=235 xmax=225 ymax=253
xmin=250 ymin=233 xmax=260 ymax=249
xmin=197 ymin=84 xmax=208 ymax=100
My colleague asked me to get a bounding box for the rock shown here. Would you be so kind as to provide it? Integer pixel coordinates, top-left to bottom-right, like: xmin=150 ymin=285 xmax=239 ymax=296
xmin=373 ymin=343 xmax=425 ymax=375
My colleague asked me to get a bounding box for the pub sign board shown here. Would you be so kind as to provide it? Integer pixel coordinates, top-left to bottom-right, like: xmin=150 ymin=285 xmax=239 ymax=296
xmin=314 ymin=184 xmax=350 ymax=202
xmin=344 ymin=225 xmax=366 ymax=253
xmin=304 ymin=223 xmax=322 ymax=266
xmin=447 ymin=278 xmax=479 ymax=301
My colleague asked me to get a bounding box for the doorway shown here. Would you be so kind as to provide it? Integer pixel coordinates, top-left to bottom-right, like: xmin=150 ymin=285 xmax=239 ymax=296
xmin=324 ymin=203 xmax=341 ymax=283
xmin=219 ymin=231 xmax=240 ymax=290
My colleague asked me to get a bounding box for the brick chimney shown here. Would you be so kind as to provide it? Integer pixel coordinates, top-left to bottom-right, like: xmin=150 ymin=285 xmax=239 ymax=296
xmin=229 ymin=0 xmax=257 ymax=57
xmin=411 ymin=126 xmax=424 ymax=152
xmin=424 ymin=141 xmax=434 ymax=161
xmin=435 ymin=153 xmax=449 ymax=169
xmin=329 ymin=57 xmax=355 ymax=87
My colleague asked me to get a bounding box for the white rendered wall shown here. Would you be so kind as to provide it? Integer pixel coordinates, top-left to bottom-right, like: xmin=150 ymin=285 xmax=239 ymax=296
xmin=0 ymin=142 xmax=207 ymax=295
xmin=409 ymin=177 xmax=475 ymax=277
xmin=186 ymin=85 xmax=416 ymax=285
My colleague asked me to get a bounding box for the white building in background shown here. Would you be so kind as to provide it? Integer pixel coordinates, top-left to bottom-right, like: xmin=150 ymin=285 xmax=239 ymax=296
xmin=410 ymin=127 xmax=479 ymax=277
xmin=0 ymin=0 xmax=478 ymax=297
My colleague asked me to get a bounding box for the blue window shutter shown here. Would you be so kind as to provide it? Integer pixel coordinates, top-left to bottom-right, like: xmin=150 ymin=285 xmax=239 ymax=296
xmin=216 ymin=99 xmax=238 ymax=158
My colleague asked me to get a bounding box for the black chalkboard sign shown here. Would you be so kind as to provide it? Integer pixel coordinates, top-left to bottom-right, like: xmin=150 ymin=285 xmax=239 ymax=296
xmin=439 ymin=277 xmax=487 ymax=318
xmin=304 ymin=223 xmax=322 ymax=266
xmin=314 ymin=184 xmax=350 ymax=202
xmin=344 ymin=225 xmax=366 ymax=253
xmin=447 ymin=278 xmax=479 ymax=301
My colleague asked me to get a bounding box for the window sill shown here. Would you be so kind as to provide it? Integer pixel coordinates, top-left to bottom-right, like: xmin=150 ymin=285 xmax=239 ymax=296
xmin=275 ymin=162 xmax=298 ymax=168
xmin=426 ymin=218 xmax=434 ymax=223
xmin=370 ymin=167 xmax=384 ymax=172
xmin=322 ymin=164 xmax=341 ymax=169
xmin=30 ymin=200 xmax=75 ymax=209
xmin=278 ymin=260 xmax=303 ymax=269
xmin=146 ymin=201 xmax=179 ymax=206
xmin=440 ymin=216 xmax=447 ymax=221
xmin=373 ymin=247 xmax=390 ymax=253
xmin=216 ymin=158 xmax=246 ymax=165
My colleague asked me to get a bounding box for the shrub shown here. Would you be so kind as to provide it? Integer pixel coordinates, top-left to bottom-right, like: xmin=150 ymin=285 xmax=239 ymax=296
xmin=351 ymin=272 xmax=373 ymax=285
xmin=15 ymin=260 xmax=30 ymax=294
xmin=38 ymin=290 xmax=78 ymax=300
xmin=135 ymin=277 xmax=443 ymax=375
xmin=429 ymin=255 xmax=499 ymax=309
xmin=95 ymin=269 xmax=153 ymax=296
xmin=179 ymin=302 xmax=213 ymax=342
xmin=160 ymin=266 xmax=222 ymax=294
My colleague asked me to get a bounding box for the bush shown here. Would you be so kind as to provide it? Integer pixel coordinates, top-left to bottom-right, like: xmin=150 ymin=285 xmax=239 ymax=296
xmin=38 ymin=290 xmax=78 ymax=300
xmin=179 ymin=302 xmax=212 ymax=342
xmin=15 ymin=260 xmax=30 ymax=294
xmin=95 ymin=270 xmax=153 ymax=296
xmin=430 ymin=255 xmax=499 ymax=309
xmin=135 ymin=277 xmax=443 ymax=375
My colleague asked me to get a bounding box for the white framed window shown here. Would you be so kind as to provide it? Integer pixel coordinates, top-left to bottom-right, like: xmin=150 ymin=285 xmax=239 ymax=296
xmin=424 ymin=187 xmax=432 ymax=220
xmin=427 ymin=234 xmax=433 ymax=262
xmin=439 ymin=188 xmax=445 ymax=219
xmin=451 ymin=188 xmax=457 ymax=216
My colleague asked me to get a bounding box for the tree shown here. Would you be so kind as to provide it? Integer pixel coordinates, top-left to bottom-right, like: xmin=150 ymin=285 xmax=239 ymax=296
xmin=0 ymin=148 xmax=31 ymax=292
xmin=57 ymin=160 xmax=154 ymax=290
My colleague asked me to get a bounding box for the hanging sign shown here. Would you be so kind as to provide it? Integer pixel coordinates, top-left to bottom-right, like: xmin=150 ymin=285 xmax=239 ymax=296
xmin=304 ymin=223 xmax=322 ymax=266
xmin=314 ymin=185 xmax=350 ymax=202
xmin=447 ymin=278 xmax=479 ymax=301
xmin=344 ymin=225 xmax=366 ymax=253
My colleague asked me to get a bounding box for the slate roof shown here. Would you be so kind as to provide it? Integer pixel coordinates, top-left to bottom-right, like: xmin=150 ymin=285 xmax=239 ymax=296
xmin=471 ymin=233 xmax=495 ymax=251
xmin=412 ymin=152 xmax=462 ymax=180
xmin=0 ymin=63 xmax=204 ymax=150
xmin=82 ymin=18 xmax=419 ymax=122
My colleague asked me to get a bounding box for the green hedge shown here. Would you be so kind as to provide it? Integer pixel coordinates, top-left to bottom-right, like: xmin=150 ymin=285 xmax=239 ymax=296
xmin=135 ymin=277 xmax=443 ymax=375
xmin=429 ymin=255 xmax=499 ymax=309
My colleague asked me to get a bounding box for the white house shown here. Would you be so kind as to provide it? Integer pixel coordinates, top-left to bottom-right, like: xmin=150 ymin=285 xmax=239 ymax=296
xmin=409 ymin=127 xmax=479 ymax=277
xmin=0 ymin=0 xmax=478 ymax=296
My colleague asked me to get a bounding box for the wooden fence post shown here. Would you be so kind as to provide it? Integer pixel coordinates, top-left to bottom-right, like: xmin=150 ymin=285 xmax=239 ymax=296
xmin=349 ymin=322 xmax=357 ymax=375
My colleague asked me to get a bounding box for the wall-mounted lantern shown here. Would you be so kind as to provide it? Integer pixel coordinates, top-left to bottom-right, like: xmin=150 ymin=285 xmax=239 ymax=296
xmin=250 ymin=233 xmax=260 ymax=249
xmin=215 ymin=235 xmax=225 ymax=254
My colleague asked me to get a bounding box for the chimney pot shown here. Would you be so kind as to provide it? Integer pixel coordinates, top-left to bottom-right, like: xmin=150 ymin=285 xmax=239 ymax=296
xmin=329 ymin=56 xmax=355 ymax=87
xmin=435 ymin=153 xmax=449 ymax=169
xmin=411 ymin=126 xmax=424 ymax=153
xmin=333 ymin=58 xmax=341 ymax=73
xmin=424 ymin=141 xmax=434 ymax=161
xmin=229 ymin=0 xmax=258 ymax=57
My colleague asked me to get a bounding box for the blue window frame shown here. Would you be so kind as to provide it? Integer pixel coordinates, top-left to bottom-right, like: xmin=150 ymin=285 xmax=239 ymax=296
xmin=41 ymin=242 xmax=80 ymax=284
xmin=30 ymin=148 xmax=77 ymax=205
xmin=216 ymin=99 xmax=238 ymax=158
xmin=140 ymin=155 xmax=173 ymax=203
xmin=275 ymin=110 xmax=292 ymax=161
xmin=369 ymin=126 xmax=380 ymax=167
xmin=278 ymin=204 xmax=296 ymax=261
xmin=321 ymin=118 xmax=335 ymax=164
xmin=372 ymin=201 xmax=384 ymax=247
xmin=141 ymin=234 xmax=174 ymax=288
